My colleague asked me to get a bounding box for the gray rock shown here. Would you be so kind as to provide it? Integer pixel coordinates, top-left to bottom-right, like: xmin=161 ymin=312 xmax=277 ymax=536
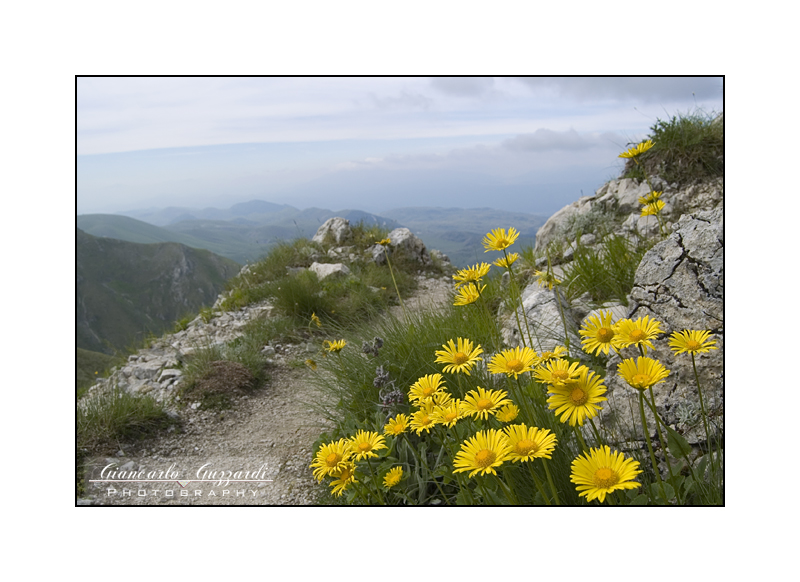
xmin=388 ymin=228 xmax=432 ymax=266
xmin=500 ymin=285 xmax=581 ymax=354
xmin=309 ymin=262 xmax=351 ymax=280
xmin=312 ymin=217 xmax=352 ymax=245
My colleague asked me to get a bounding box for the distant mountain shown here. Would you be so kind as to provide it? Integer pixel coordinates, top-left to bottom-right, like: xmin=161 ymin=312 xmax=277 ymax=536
xmin=76 ymin=228 xmax=241 ymax=354
xmin=381 ymin=207 xmax=549 ymax=267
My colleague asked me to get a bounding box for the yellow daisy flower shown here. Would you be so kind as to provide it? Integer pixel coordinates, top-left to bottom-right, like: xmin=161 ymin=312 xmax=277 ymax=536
xmin=310 ymin=312 xmax=322 ymax=327
xmin=482 ymin=227 xmax=520 ymax=252
xmin=533 ymin=270 xmax=561 ymax=290
xmin=305 ymin=359 xmax=318 ymax=370
xmin=453 ymin=429 xmax=512 ymax=478
xmin=310 ymin=438 xmax=353 ymax=482
xmin=376 ymin=238 xmax=392 ymax=246
xmin=547 ymin=367 xmax=607 ymax=426
xmin=461 ymin=386 xmax=512 ymax=420
xmin=408 ymin=373 xmax=447 ymax=404
xmin=383 ymin=466 xmax=403 ymax=489
xmin=537 ymin=346 xmax=568 ymax=364
xmin=669 ymin=330 xmax=718 ymax=355
xmin=534 ymin=358 xmax=584 ymax=387
xmin=638 ymin=190 xmax=662 ymax=205
xmin=348 ymin=430 xmax=387 ymax=461
xmin=487 ymin=346 xmax=539 ymax=378
xmin=453 ymin=262 xmax=491 ymax=288
xmin=322 ymin=339 xmax=347 ymax=354
xmin=570 ymin=445 xmax=642 ymax=503
xmin=453 ymin=282 xmax=485 ymax=306
xmin=428 ymin=391 xmax=453 ymax=407
xmin=409 ymin=409 xmax=439 ymax=435
xmin=493 ymin=252 xmax=519 ymax=269
xmin=435 ymin=337 xmax=483 ymax=375
xmin=579 ymin=310 xmax=621 ymax=356
xmin=618 ymin=139 xmax=654 ymax=159
xmin=503 ymin=424 xmax=557 ymax=462
xmin=614 ymin=316 xmax=663 ymax=355
xmin=431 ymin=400 xmax=464 ymax=428
xmin=495 ymin=403 xmax=520 ymax=423
xmin=641 ymin=199 xmax=666 ymax=217
xmin=383 ymin=413 xmax=410 ymax=436
xmin=329 ymin=461 xmax=357 ymax=497
xmin=618 ymin=357 xmax=670 ymax=391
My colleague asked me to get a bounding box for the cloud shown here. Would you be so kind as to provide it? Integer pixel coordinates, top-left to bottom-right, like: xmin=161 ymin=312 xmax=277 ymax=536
xmin=429 ymin=77 xmax=495 ymax=97
xmin=511 ymin=76 xmax=723 ymax=103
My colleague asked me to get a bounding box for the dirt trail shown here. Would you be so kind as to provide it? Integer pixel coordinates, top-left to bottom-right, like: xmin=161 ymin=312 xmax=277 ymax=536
xmin=80 ymin=274 xmax=452 ymax=506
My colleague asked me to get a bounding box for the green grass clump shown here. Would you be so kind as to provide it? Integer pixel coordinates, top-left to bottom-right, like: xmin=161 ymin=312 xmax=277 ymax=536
xmin=76 ymin=348 xmax=121 ymax=397
xmin=623 ymin=109 xmax=723 ymax=185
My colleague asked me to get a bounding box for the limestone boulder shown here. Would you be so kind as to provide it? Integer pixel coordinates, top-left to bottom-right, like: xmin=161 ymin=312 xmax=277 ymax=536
xmin=387 ymin=228 xmax=432 ymax=267
xmin=597 ymin=208 xmax=723 ymax=444
xmin=312 ymin=217 xmax=352 ymax=245
xmin=309 ymin=262 xmax=351 ymax=280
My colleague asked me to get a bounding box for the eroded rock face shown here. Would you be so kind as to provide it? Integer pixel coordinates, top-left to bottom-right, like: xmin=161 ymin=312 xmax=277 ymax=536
xmin=499 ymin=285 xmax=582 ymax=355
xmin=598 ymin=208 xmax=723 ymax=444
xmin=312 ymin=217 xmax=352 ymax=245
xmin=309 ymin=261 xmax=351 ymax=280
xmin=388 ymin=227 xmax=432 ymax=266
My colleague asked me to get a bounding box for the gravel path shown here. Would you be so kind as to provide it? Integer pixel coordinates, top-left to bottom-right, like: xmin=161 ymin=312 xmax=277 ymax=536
xmin=79 ymin=274 xmax=453 ymax=506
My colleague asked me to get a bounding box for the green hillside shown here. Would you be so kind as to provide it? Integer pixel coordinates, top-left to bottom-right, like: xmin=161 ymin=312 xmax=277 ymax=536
xmin=76 ymin=229 xmax=241 ymax=354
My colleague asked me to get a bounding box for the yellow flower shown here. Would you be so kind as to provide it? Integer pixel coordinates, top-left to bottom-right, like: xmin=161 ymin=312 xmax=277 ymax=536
xmin=323 ymin=339 xmax=347 ymax=354
xmin=579 ymin=310 xmax=621 ymax=356
xmin=329 ymin=461 xmax=357 ymax=496
xmin=503 ymin=424 xmax=557 ymax=462
xmin=409 ymin=409 xmax=439 ymax=435
xmin=547 ymin=367 xmax=607 ymax=427
xmin=453 ymin=429 xmax=512 ymax=478
xmin=619 ymin=139 xmax=654 ymax=159
xmin=348 ymin=430 xmax=387 ymax=461
xmin=431 ymin=400 xmax=464 ymax=428
xmin=384 ymin=413 xmax=410 ymax=436
xmin=493 ymin=252 xmax=519 ymax=269
xmin=537 ymin=346 xmax=568 ymax=364
xmin=487 ymin=346 xmax=539 ymax=378
xmin=618 ymin=357 xmax=670 ymax=391
xmin=461 ymin=386 xmax=512 ymax=420
xmin=376 ymin=238 xmax=392 ymax=246
xmin=638 ymin=190 xmax=662 ymax=205
xmin=305 ymin=359 xmax=318 ymax=370
xmin=534 ymin=358 xmax=584 ymax=387
xmin=453 ymin=262 xmax=491 ymax=288
xmin=310 ymin=439 xmax=353 ymax=482
xmin=383 ymin=466 xmax=403 ymax=489
xmin=408 ymin=374 xmax=447 ymax=404
xmin=615 ymin=316 xmax=663 ymax=355
xmin=495 ymin=403 xmax=520 ymax=423
xmin=641 ymin=199 xmax=666 ymax=217
xmin=570 ymin=445 xmax=642 ymax=503
xmin=435 ymin=337 xmax=483 ymax=375
xmin=669 ymin=329 xmax=719 ymax=355
xmin=534 ymin=270 xmax=561 ymax=290
xmin=453 ymin=282 xmax=485 ymax=306
xmin=482 ymin=227 xmax=520 ymax=252
xmin=310 ymin=312 xmax=322 ymax=327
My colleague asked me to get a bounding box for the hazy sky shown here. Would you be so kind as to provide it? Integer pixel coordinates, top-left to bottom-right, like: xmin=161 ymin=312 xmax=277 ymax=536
xmin=77 ymin=76 xmax=723 ymax=217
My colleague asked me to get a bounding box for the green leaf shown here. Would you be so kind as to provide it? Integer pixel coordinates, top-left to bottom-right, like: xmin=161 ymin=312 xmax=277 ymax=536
xmin=629 ymin=494 xmax=650 ymax=506
xmin=665 ymin=425 xmax=693 ymax=458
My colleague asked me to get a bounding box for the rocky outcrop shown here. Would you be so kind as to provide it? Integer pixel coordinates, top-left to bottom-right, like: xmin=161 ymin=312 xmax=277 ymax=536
xmin=312 ymin=217 xmax=352 ymax=245
xmin=309 ymin=261 xmax=351 ymax=280
xmin=598 ymin=208 xmax=723 ymax=443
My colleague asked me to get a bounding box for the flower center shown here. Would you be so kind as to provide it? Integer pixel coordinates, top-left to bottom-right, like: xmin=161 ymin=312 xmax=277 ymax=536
xmin=552 ymin=370 xmax=570 ymax=381
xmin=419 ymin=414 xmax=431 ymax=426
xmin=422 ymin=386 xmax=436 ymax=397
xmin=515 ymin=439 xmax=536 ymax=456
xmin=325 ymin=452 xmax=342 ymax=467
xmin=632 ymin=373 xmax=651 ymax=388
xmin=475 ymin=449 xmax=497 ymax=468
xmin=476 ymin=398 xmax=493 ymax=410
xmin=453 ymin=352 xmax=469 ymax=365
xmin=358 ymin=442 xmax=372 ymax=452
xmin=597 ymin=327 xmax=614 ymax=342
xmin=445 ymin=411 xmax=458 ymax=422
xmin=570 ymin=387 xmax=588 ymax=406
xmin=686 ymin=339 xmax=701 ymax=351
xmin=629 ymin=329 xmax=646 ymax=342
xmin=593 ymin=467 xmax=619 ymax=489
xmin=506 ymin=358 xmax=524 ymax=373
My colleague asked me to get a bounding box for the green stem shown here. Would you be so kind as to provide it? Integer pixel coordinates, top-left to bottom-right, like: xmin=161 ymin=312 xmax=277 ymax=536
xmin=384 ymin=249 xmax=408 ymax=322
xmin=504 ymin=251 xmax=535 ymax=348
xmin=647 ymin=386 xmax=676 ymax=485
xmin=691 ymin=353 xmax=718 ymax=476
xmin=541 ymin=459 xmax=561 ymax=505
xmin=495 ymin=471 xmax=518 ymax=504
xmin=365 ymin=457 xmax=386 ymax=505
xmin=638 ymin=391 xmax=668 ymax=503
xmin=528 ymin=462 xmax=551 ymax=505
